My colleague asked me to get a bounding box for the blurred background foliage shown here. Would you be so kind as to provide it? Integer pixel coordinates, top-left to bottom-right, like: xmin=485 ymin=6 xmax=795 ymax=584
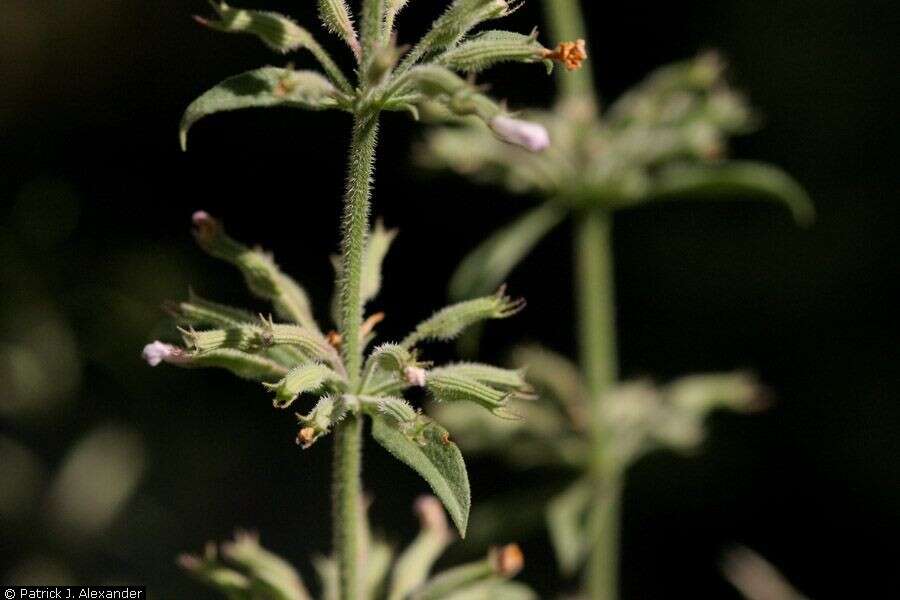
xmin=0 ymin=0 xmax=895 ymax=597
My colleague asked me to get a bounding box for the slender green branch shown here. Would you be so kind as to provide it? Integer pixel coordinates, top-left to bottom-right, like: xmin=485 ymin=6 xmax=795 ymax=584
xmin=334 ymin=111 xmax=380 ymax=600
xmin=588 ymin=476 xmax=622 ymax=600
xmin=574 ymin=209 xmax=618 ymax=405
xmin=574 ymin=208 xmax=620 ymax=600
xmin=541 ymin=0 xmax=596 ymax=107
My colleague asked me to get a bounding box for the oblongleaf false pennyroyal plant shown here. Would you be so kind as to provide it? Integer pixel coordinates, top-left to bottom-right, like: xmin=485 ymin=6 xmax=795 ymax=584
xmin=420 ymin=1 xmax=812 ymax=598
xmin=145 ymin=2 xmax=584 ymax=598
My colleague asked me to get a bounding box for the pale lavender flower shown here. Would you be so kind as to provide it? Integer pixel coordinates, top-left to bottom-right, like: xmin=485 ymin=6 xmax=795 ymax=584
xmin=142 ymin=341 xmax=182 ymax=367
xmin=489 ymin=116 xmax=550 ymax=152
xmin=404 ymin=366 xmax=428 ymax=387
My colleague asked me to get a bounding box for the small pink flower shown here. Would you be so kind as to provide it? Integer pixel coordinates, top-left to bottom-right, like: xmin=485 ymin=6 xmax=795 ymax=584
xmin=404 ymin=366 xmax=428 ymax=387
xmin=191 ymin=210 xmax=211 ymax=226
xmin=489 ymin=116 xmax=550 ymax=152
xmin=142 ymin=341 xmax=181 ymax=367
xmin=191 ymin=210 xmax=220 ymax=245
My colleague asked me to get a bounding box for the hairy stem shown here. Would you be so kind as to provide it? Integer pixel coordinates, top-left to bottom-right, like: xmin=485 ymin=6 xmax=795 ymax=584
xmin=574 ymin=209 xmax=620 ymax=600
xmin=334 ymin=111 xmax=380 ymax=600
xmin=361 ymin=0 xmax=386 ymax=57
xmin=542 ymin=0 xmax=596 ymax=106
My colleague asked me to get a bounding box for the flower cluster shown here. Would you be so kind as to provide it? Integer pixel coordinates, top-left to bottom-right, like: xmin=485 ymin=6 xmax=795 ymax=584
xmin=422 ymin=51 xmax=813 ymax=301
xmin=180 ymin=1 xmax=587 ymax=154
xmin=180 ymin=495 xmax=532 ymax=600
xmin=143 ymin=212 xmax=532 ymax=537
xmin=432 ymin=345 xmax=766 ymax=573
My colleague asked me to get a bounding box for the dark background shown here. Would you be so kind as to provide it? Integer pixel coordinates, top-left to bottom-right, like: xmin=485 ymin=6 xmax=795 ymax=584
xmin=1 ymin=1 xmax=896 ymax=597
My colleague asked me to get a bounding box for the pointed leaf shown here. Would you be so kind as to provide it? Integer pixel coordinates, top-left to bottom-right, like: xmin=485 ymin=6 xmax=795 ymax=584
xmin=361 ymin=220 xmax=398 ymax=305
xmin=191 ymin=212 xmax=321 ymax=333
xmin=181 ymin=68 xmax=339 ymax=150
xmin=545 ymin=479 xmax=592 ymax=575
xmin=398 ymin=0 xmax=513 ymax=71
xmin=167 ymin=291 xmax=256 ymax=329
xmin=318 ymin=0 xmax=361 ymax=59
xmin=426 ymin=372 xmax=516 ymax=418
xmin=511 ymin=345 xmax=590 ymax=428
xmin=430 ymin=363 xmax=531 ymax=395
xmin=295 ymin=394 xmax=353 ymax=448
xmin=646 ymin=160 xmax=814 ymax=226
xmin=440 ymin=580 xmax=538 ymax=600
xmin=221 ymin=531 xmax=312 ymax=600
xmin=436 ymin=30 xmax=550 ymax=73
xmin=449 ymin=203 xmax=565 ymax=300
xmin=402 ymin=287 xmax=525 ymax=348
xmin=371 ymin=414 xmax=470 ymax=537
xmin=388 ymin=497 xmax=453 ymax=600
xmin=312 ymin=555 xmax=339 ymax=600
xmin=412 ymin=545 xmax=523 ymax=600
xmin=265 ymin=363 xmax=343 ymax=409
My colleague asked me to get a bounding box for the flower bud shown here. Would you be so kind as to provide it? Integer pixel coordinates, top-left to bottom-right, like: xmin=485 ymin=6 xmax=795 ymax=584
xmin=489 ymin=116 xmax=551 ymax=152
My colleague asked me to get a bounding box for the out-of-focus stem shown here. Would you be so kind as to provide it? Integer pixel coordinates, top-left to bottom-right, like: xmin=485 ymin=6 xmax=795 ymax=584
xmin=574 ymin=208 xmax=620 ymax=600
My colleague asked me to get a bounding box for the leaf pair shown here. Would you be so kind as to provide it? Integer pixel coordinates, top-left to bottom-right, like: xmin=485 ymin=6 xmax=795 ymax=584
xmin=181 ymin=498 xmax=536 ymax=600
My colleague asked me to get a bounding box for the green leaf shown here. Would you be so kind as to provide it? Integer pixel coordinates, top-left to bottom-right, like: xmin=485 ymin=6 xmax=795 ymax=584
xmin=371 ymin=414 xmax=471 ymax=537
xmin=295 ymin=394 xmax=353 ymax=448
xmin=436 ymin=30 xmax=549 ymax=73
xmin=180 ymin=67 xmax=340 ymax=151
xmin=221 ymin=531 xmax=312 ymax=600
xmin=264 ymin=363 xmax=343 ymax=409
xmin=385 ymin=0 xmax=412 ymax=34
xmin=440 ymin=580 xmax=538 ymax=600
xmin=312 ymin=555 xmax=339 ymax=600
xmin=364 ymin=538 xmax=394 ymax=599
xmin=402 ymin=287 xmax=525 ymax=348
xmin=167 ymin=291 xmax=256 ymax=329
xmin=191 ymin=213 xmax=321 ymax=333
xmin=412 ymin=545 xmax=525 ymax=600
xmin=317 ymin=0 xmax=360 ymax=59
xmin=545 ymin=479 xmax=593 ymax=575
xmin=646 ymin=160 xmax=814 ymax=226
xmin=398 ymin=0 xmax=513 ymax=71
xmin=426 ymin=372 xmax=516 ymax=418
xmin=388 ymin=497 xmax=453 ymax=600
xmin=179 ymin=551 xmax=254 ymax=599
xmin=198 ymin=3 xmax=313 ymax=54
xmin=361 ymin=219 xmax=398 ymax=305
xmin=450 ymin=203 xmax=566 ymax=300
xmin=430 ymin=363 xmax=531 ymax=395
xmin=511 ymin=345 xmax=589 ymax=428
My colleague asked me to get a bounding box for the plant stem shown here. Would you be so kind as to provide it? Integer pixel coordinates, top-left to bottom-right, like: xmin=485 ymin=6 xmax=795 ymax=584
xmin=574 ymin=208 xmax=620 ymax=600
xmin=542 ymin=0 xmax=597 ymax=107
xmin=334 ymin=111 xmax=380 ymax=600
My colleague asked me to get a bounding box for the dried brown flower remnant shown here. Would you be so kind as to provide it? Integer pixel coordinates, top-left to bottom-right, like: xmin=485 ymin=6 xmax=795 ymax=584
xmin=490 ymin=543 xmax=525 ymax=577
xmin=296 ymin=427 xmax=316 ymax=448
xmin=543 ymin=39 xmax=588 ymax=71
